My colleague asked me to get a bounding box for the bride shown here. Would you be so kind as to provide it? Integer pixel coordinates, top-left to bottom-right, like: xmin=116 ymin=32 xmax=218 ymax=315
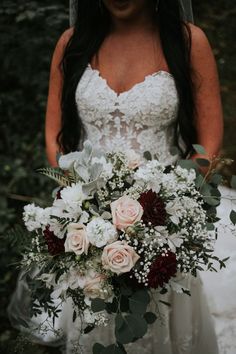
xmin=9 ymin=0 xmax=227 ymax=353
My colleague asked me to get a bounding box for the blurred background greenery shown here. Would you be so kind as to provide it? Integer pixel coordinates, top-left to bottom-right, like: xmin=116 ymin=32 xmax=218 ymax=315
xmin=0 ymin=0 xmax=235 ymax=353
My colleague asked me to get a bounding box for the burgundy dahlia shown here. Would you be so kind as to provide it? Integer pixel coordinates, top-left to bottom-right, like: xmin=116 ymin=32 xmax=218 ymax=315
xmin=147 ymin=251 xmax=177 ymax=288
xmin=56 ymin=187 xmax=63 ymax=200
xmin=139 ymin=190 xmax=167 ymax=226
xmin=43 ymin=226 xmax=65 ymax=255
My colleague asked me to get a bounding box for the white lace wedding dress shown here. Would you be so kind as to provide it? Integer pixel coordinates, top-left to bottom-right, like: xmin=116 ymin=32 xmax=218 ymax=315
xmin=8 ymin=63 xmax=236 ymax=354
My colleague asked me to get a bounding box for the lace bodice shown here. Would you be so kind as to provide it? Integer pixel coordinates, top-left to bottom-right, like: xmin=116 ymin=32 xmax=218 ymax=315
xmin=75 ymin=64 xmax=180 ymax=164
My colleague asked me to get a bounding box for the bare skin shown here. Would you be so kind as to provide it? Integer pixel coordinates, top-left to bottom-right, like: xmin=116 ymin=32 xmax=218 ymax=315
xmin=45 ymin=0 xmax=223 ymax=167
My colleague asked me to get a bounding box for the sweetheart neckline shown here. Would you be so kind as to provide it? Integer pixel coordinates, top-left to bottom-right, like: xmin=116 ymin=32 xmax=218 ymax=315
xmin=87 ymin=64 xmax=174 ymax=98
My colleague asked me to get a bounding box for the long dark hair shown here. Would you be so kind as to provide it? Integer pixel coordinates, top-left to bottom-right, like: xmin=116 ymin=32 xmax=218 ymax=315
xmin=57 ymin=0 xmax=197 ymax=157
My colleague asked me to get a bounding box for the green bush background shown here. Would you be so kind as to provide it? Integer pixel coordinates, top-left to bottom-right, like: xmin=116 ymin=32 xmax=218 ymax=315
xmin=0 ymin=1 xmax=235 ymax=352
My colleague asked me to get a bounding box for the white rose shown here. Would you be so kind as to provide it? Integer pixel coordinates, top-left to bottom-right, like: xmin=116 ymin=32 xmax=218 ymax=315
xmin=101 ymin=240 xmax=140 ymax=274
xmin=87 ymin=217 xmax=118 ymax=248
xmin=65 ymin=223 xmax=89 ymax=255
xmin=111 ymin=196 xmax=143 ymax=230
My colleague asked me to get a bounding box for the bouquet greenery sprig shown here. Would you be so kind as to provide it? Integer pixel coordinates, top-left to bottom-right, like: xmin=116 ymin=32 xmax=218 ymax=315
xmin=18 ymin=141 xmax=235 ymax=353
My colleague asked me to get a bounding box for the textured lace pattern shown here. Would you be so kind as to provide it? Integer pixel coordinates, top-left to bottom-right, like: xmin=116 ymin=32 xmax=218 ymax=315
xmin=75 ymin=65 xmax=180 ymax=164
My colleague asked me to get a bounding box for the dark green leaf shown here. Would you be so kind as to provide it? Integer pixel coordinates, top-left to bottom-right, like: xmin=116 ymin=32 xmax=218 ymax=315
xmin=195 ymin=174 xmax=204 ymax=188
xmin=210 ymin=174 xmax=223 ymax=186
xmin=144 ymin=312 xmax=157 ymax=324
xmin=101 ymin=344 xmax=125 ymax=354
xmin=115 ymin=314 xmax=124 ymax=330
xmin=120 ymin=286 xmax=133 ymax=296
xmin=106 ymin=297 xmax=119 ymax=313
xmin=206 ymin=223 xmax=215 ymax=231
xmin=196 ymin=158 xmax=210 ymax=167
xmin=115 ymin=314 xmax=148 ymax=344
xmin=129 ymin=289 xmax=150 ymax=314
xmin=120 ymin=295 xmax=130 ymax=312
xmin=169 ymin=146 xmax=180 ymax=156
xmin=231 ymin=175 xmax=236 ymax=189
xmin=230 ymin=210 xmax=236 ymax=225
xmin=84 ymin=324 xmax=95 ymax=334
xmin=93 ymin=343 xmax=105 ymax=354
xmin=177 ymin=160 xmax=197 ymax=170
xmin=143 ymin=151 xmax=152 ymax=161
xmin=91 ymin=298 xmax=106 ymax=313
xmin=73 ymin=310 xmax=76 ymax=322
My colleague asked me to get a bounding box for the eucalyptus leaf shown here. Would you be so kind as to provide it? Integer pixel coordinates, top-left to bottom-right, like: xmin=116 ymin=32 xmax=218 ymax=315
xmin=93 ymin=343 xmax=105 ymax=354
xmin=129 ymin=289 xmax=150 ymax=314
xmin=101 ymin=345 xmax=125 ymax=354
xmin=230 ymin=210 xmax=236 ymax=225
xmin=196 ymin=158 xmax=210 ymax=167
xmin=169 ymin=146 xmax=180 ymax=156
xmin=84 ymin=324 xmax=95 ymax=334
xmin=115 ymin=314 xmax=147 ymax=344
xmin=91 ymin=298 xmax=106 ymax=313
xmin=195 ymin=174 xmax=204 ymax=189
xmin=193 ymin=144 xmax=206 ymax=155
xmin=120 ymin=286 xmax=133 ymax=296
xmin=177 ymin=160 xmax=197 ymax=170
xmin=143 ymin=151 xmax=152 ymax=161
xmin=231 ymin=175 xmax=236 ymax=189
xmin=206 ymin=223 xmax=215 ymax=231
xmin=115 ymin=314 xmax=124 ymax=330
xmin=210 ymin=174 xmax=223 ymax=186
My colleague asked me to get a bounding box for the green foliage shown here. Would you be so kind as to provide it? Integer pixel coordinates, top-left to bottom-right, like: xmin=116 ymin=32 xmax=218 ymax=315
xmin=37 ymin=167 xmax=71 ymax=186
xmin=0 ymin=1 xmax=68 ymax=352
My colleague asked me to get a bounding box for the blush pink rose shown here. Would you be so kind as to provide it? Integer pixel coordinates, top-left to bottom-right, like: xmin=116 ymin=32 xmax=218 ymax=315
xmin=101 ymin=240 xmax=140 ymax=275
xmin=83 ymin=270 xmax=107 ymax=299
xmin=65 ymin=223 xmax=89 ymax=255
xmin=110 ymin=196 xmax=143 ymax=230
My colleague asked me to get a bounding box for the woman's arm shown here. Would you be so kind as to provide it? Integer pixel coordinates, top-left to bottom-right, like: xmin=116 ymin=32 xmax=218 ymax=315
xmin=45 ymin=28 xmax=74 ymax=167
xmin=189 ymin=24 xmax=224 ymax=162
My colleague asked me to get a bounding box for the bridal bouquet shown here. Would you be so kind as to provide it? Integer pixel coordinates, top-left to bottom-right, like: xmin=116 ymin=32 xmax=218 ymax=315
xmin=20 ymin=141 xmax=233 ymax=353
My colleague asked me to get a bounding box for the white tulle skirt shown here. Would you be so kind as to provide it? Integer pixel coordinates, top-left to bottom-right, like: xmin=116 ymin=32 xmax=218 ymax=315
xmin=8 ymin=187 xmax=236 ymax=354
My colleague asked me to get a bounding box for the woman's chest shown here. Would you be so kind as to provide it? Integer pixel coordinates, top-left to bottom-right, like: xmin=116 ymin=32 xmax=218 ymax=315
xmin=75 ymin=64 xmax=179 ymax=130
xmin=90 ymin=33 xmax=168 ymax=96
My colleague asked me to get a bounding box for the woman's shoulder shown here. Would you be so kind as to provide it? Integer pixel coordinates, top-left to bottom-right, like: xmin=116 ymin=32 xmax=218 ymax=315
xmin=51 ymin=27 xmax=75 ymax=64
xmin=187 ymin=24 xmax=218 ymax=84
xmin=55 ymin=27 xmax=75 ymax=49
xmin=187 ymin=23 xmax=212 ymax=53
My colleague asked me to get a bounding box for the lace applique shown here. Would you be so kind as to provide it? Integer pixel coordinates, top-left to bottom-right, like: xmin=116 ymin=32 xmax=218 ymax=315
xmin=75 ymin=65 xmax=180 ymax=165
